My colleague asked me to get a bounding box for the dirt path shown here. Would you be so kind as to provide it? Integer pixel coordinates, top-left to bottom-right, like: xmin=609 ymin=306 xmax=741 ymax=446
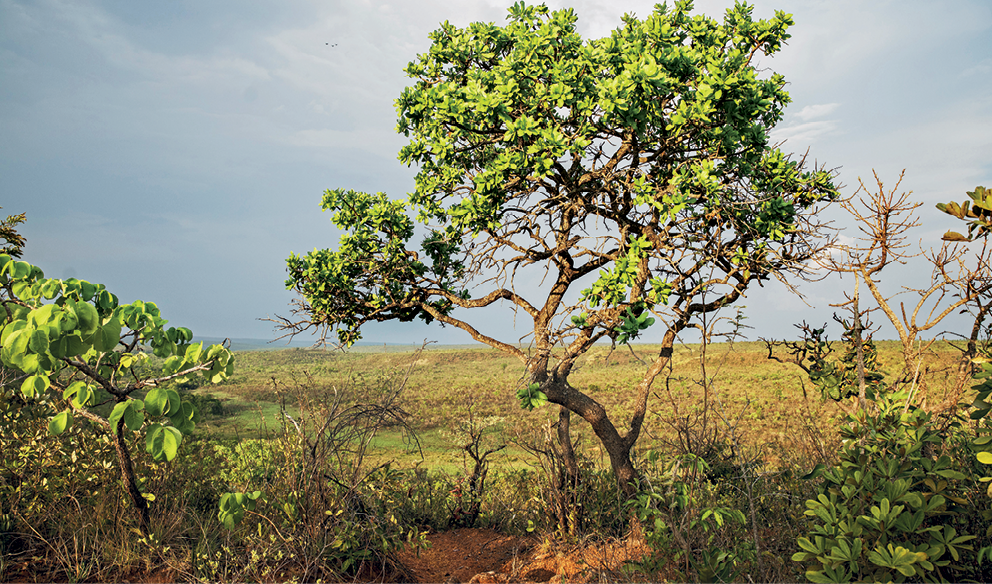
xmin=395 ymin=528 xmax=647 ymax=583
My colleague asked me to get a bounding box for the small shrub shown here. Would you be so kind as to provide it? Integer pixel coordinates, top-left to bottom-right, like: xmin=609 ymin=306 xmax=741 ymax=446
xmin=792 ymin=390 xmax=979 ymax=582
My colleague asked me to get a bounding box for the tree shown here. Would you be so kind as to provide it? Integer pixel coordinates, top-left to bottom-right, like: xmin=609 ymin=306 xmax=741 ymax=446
xmin=281 ymin=0 xmax=836 ymax=495
xmin=815 ymin=172 xmax=992 ymax=409
xmin=0 ymin=255 xmax=234 ymax=534
xmin=0 ymin=207 xmax=26 ymax=258
xmin=938 ymin=185 xmax=992 ymax=512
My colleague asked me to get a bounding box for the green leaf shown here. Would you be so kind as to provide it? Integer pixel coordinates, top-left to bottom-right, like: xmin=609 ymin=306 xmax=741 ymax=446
xmin=62 ymin=380 xmax=93 ymax=408
xmin=27 ymin=328 xmax=50 ymax=354
xmin=801 ymin=463 xmax=825 ymax=481
xmin=48 ymin=410 xmax=73 ymax=435
xmin=85 ymin=317 xmax=122 ymax=353
xmin=935 ymin=469 xmax=967 ymax=480
xmin=96 ymin=289 xmax=116 ymax=311
xmin=109 ymin=400 xmax=145 ymax=434
xmin=71 ymin=300 xmax=100 ymax=335
xmin=218 ymin=491 xmax=260 ymax=530
xmin=21 ymin=374 xmax=49 ymax=399
xmin=145 ymin=387 xmax=169 ymax=417
xmin=145 ymin=424 xmax=182 ymax=462
xmin=868 ymin=543 xmax=926 ymax=577
xmin=164 ymin=389 xmax=181 ymax=416
xmin=49 ymin=333 xmax=89 ymax=359
xmin=184 ymin=341 xmax=203 ymax=364
xmin=978 ymin=451 xmax=992 ymax=465
xmin=16 ymin=352 xmax=53 ymax=375
xmin=516 ymin=382 xmax=549 ymax=410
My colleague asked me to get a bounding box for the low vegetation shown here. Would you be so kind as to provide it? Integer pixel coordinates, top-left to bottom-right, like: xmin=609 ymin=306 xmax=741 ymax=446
xmin=3 ymin=336 xmax=991 ymax=582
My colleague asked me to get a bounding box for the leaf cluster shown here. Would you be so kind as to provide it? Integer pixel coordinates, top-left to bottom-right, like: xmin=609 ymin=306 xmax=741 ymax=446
xmin=0 ymin=255 xmax=234 ymax=463
xmin=285 ymin=0 xmax=837 ymax=357
xmin=793 ymin=393 xmax=977 ymax=582
xmin=937 ymin=186 xmax=992 ymax=241
xmin=0 ymin=208 xmax=26 ymax=258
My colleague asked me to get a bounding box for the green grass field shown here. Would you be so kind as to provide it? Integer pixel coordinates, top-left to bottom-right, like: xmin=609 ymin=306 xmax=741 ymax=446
xmin=191 ymin=339 xmax=968 ymax=471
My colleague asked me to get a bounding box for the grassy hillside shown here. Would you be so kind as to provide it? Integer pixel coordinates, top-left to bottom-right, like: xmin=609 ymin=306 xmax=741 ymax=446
xmin=3 ymin=338 xmax=988 ymax=583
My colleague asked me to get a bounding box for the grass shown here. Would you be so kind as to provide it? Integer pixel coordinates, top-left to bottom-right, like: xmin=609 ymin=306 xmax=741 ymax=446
xmin=193 ymin=339 xmax=970 ymax=471
xmin=3 ymin=337 xmax=987 ymax=583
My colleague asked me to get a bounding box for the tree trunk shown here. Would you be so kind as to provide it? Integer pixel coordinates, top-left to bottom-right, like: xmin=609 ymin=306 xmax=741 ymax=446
xmin=557 ymin=407 xmax=579 ymax=487
xmin=555 ymin=407 xmax=580 ymax=534
xmin=600 ymin=434 xmax=639 ymax=498
xmin=113 ymin=419 xmax=150 ymax=536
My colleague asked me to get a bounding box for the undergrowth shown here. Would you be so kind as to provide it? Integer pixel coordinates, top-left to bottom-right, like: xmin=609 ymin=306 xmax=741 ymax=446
xmin=2 ymin=342 xmax=990 ymax=582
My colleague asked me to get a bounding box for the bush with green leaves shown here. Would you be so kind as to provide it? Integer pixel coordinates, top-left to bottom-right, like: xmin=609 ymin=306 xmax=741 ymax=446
xmin=792 ymin=390 xmax=978 ymax=582
xmin=629 ymin=451 xmax=751 ymax=582
xmin=212 ymin=371 xmax=428 ymax=578
xmin=0 ymin=255 xmax=234 ymax=534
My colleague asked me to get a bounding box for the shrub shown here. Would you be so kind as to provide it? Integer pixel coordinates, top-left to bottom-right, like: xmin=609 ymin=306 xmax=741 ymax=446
xmin=792 ymin=390 xmax=979 ymax=582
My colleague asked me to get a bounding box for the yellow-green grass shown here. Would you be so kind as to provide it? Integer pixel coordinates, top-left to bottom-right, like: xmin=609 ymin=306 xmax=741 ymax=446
xmin=196 ymin=340 xmax=971 ymax=471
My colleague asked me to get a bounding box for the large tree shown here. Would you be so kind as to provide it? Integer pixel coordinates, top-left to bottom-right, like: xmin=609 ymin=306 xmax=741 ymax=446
xmin=283 ymin=0 xmax=836 ymax=494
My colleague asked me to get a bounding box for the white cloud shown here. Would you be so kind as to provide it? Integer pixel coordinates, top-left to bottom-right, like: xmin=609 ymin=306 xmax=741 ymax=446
xmin=962 ymin=58 xmax=992 ymax=78
xmin=795 ymin=103 xmax=841 ymax=121
xmin=771 ymin=120 xmax=839 ymax=145
xmin=3 ymin=0 xmax=991 ymax=340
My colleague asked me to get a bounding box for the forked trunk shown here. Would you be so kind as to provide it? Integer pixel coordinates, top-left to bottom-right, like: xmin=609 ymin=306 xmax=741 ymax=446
xmin=550 ymin=381 xmax=642 ymax=498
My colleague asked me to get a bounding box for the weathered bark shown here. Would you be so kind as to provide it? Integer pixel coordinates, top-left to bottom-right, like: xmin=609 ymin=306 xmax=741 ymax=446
xmin=113 ymin=417 xmax=150 ymax=535
xmin=545 ymin=329 xmax=679 ymax=498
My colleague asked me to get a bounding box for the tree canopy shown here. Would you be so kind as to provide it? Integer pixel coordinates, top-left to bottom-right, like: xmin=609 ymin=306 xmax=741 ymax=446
xmin=284 ymin=0 xmax=837 ymax=492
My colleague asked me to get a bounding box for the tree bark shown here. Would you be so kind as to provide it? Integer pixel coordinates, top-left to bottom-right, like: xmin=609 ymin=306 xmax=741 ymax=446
xmin=545 ymin=329 xmax=680 ymax=499
xmin=113 ymin=418 xmax=150 ymax=536
xmin=557 ymin=407 xmax=579 ymax=487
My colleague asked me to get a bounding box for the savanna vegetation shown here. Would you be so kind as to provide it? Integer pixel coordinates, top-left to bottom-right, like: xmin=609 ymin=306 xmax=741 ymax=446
xmin=4 ymin=1 xmax=992 ymax=583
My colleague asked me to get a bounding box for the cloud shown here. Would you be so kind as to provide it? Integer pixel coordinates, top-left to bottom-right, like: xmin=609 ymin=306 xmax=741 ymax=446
xmin=3 ymin=0 xmax=991 ymax=342
xmin=771 ymin=120 xmax=839 ymax=145
xmin=795 ymin=103 xmax=841 ymax=121
xmin=962 ymin=58 xmax=992 ymax=79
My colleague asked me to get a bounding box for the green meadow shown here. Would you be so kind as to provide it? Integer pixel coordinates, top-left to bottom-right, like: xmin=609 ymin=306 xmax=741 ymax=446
xmin=194 ymin=340 xmax=966 ymax=469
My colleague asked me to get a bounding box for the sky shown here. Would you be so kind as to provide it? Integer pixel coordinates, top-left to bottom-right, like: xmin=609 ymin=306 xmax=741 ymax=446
xmin=2 ymin=0 xmax=991 ymax=346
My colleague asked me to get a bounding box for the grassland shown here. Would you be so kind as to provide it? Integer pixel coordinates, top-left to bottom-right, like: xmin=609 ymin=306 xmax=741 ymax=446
xmin=3 ymin=337 xmax=985 ymax=583
xmin=193 ymin=339 xmax=970 ymax=472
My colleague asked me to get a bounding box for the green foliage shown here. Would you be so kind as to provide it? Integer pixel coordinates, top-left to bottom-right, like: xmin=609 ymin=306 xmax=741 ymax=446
xmin=285 ymin=0 xmax=837 ymax=349
xmin=284 ymin=0 xmax=838 ymax=509
xmin=616 ymin=304 xmax=656 ymax=345
xmin=629 ymin=452 xmax=751 ymax=582
xmin=936 ymin=185 xmax=992 ymax=241
xmin=965 ymin=353 xmax=992 ymax=566
xmin=0 ymin=208 xmax=26 ymax=259
xmin=792 ymin=391 xmax=977 ymax=582
xmin=937 ymin=186 xmax=992 ymax=564
xmin=0 ymin=255 xmax=234 ymax=528
xmin=515 ymin=382 xmax=548 ymax=411
xmin=810 ymin=321 xmax=885 ymax=402
xmin=217 ymin=490 xmax=263 ymax=530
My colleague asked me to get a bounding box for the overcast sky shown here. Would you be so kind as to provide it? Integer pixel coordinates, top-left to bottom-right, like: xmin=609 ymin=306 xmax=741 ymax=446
xmin=2 ymin=0 xmax=991 ymax=346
